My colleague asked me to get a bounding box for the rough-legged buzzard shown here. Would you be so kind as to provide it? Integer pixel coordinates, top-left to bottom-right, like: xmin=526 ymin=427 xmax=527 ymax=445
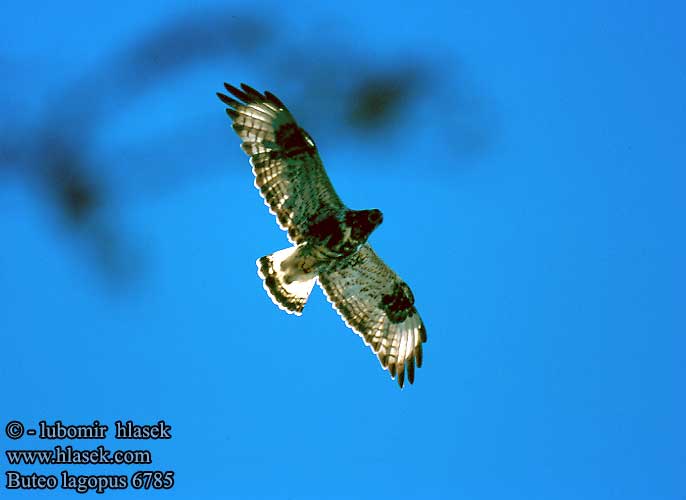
xmin=217 ymin=83 xmax=426 ymax=387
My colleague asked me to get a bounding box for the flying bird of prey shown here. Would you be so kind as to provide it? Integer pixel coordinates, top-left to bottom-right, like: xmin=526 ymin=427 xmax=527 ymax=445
xmin=216 ymin=83 xmax=426 ymax=387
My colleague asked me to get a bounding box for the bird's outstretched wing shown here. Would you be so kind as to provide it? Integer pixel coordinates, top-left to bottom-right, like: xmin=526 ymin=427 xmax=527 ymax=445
xmin=318 ymin=243 xmax=426 ymax=388
xmin=217 ymin=83 xmax=345 ymax=243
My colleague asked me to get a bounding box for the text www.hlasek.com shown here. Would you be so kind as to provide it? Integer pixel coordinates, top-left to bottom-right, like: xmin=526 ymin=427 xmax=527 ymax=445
xmin=6 ymin=446 xmax=151 ymax=465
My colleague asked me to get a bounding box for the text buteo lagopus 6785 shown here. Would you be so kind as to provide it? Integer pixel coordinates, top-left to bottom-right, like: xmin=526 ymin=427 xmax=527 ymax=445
xmin=217 ymin=83 xmax=426 ymax=387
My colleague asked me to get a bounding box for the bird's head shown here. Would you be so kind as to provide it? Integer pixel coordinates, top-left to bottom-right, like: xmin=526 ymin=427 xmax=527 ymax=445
xmin=367 ymin=208 xmax=384 ymax=227
xmin=346 ymin=209 xmax=384 ymax=242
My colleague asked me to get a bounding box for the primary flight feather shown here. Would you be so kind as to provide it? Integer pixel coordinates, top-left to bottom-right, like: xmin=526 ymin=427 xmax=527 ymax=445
xmin=217 ymin=83 xmax=426 ymax=387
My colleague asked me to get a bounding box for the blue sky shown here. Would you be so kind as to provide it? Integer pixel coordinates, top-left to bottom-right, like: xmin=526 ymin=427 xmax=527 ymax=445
xmin=1 ymin=1 xmax=685 ymax=498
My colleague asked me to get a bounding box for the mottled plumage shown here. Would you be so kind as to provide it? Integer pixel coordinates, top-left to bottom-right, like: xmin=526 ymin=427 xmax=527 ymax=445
xmin=217 ymin=83 xmax=426 ymax=387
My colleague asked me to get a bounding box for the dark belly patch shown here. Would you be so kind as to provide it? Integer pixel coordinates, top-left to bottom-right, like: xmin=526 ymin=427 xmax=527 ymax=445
xmin=306 ymin=214 xmax=344 ymax=249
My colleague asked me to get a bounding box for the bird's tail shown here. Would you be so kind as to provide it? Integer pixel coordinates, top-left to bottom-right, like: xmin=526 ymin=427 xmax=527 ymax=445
xmin=256 ymin=246 xmax=316 ymax=315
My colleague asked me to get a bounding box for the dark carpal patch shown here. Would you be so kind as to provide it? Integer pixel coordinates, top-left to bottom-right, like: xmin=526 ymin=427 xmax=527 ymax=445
xmin=276 ymin=124 xmax=316 ymax=157
xmin=380 ymin=282 xmax=415 ymax=323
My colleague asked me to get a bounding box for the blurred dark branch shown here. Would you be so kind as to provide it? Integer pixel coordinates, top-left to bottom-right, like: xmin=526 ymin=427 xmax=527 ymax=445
xmin=46 ymin=12 xmax=272 ymax=140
